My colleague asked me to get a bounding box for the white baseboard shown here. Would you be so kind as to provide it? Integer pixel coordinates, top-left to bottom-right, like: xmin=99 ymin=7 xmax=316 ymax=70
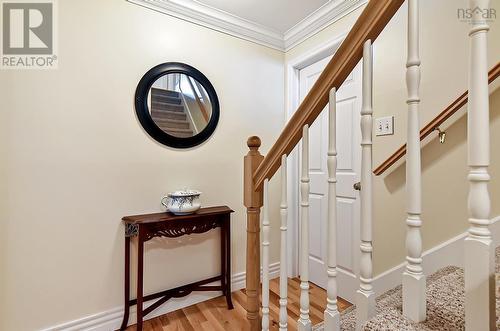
xmin=337 ymin=268 xmax=359 ymax=304
xmin=40 ymin=263 xmax=280 ymax=331
xmin=372 ymin=216 xmax=500 ymax=296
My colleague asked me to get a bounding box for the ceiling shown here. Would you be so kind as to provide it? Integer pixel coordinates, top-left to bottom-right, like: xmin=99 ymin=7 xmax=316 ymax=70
xmin=197 ymin=0 xmax=330 ymax=33
xmin=128 ymin=0 xmax=366 ymax=51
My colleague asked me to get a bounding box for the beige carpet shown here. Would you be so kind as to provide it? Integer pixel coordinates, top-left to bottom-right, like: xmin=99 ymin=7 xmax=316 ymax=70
xmin=313 ymin=246 xmax=500 ymax=330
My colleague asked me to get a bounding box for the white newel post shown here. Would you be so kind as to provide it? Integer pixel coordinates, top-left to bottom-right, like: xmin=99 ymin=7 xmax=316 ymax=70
xmin=298 ymin=125 xmax=312 ymax=331
xmin=402 ymin=0 xmax=426 ymax=322
xmin=465 ymin=0 xmax=495 ymax=329
xmin=262 ymin=179 xmax=270 ymax=331
xmin=356 ymin=40 xmax=376 ymax=329
xmin=324 ymin=88 xmax=340 ymax=331
xmin=279 ymin=154 xmax=289 ymax=331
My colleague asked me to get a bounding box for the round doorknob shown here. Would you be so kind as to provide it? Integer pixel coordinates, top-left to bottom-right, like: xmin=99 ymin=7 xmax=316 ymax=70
xmin=353 ymin=182 xmax=361 ymax=191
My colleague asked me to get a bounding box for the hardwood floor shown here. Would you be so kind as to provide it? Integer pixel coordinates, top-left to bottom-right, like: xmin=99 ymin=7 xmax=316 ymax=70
xmin=125 ymin=278 xmax=352 ymax=331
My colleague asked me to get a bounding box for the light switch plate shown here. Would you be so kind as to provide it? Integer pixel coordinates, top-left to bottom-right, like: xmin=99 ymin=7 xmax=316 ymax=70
xmin=375 ymin=116 xmax=394 ymax=136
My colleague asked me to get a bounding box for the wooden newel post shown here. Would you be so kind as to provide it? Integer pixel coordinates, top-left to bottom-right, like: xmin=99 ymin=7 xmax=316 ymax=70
xmin=244 ymin=136 xmax=264 ymax=331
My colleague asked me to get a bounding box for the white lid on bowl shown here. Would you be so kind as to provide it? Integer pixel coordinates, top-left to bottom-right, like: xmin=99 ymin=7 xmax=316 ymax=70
xmin=168 ymin=190 xmax=202 ymax=197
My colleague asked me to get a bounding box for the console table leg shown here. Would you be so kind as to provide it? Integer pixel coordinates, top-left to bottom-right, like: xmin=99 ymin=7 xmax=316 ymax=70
xmin=221 ymin=220 xmax=227 ymax=296
xmin=120 ymin=236 xmax=131 ymax=331
xmin=137 ymin=233 xmax=144 ymax=331
xmin=225 ymin=215 xmax=233 ymax=309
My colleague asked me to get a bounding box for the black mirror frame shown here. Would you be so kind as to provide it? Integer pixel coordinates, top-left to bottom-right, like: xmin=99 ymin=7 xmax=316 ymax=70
xmin=135 ymin=62 xmax=220 ymax=148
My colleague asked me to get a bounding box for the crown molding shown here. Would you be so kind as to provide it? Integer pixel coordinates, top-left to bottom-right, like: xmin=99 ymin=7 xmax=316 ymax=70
xmin=127 ymin=0 xmax=367 ymax=52
xmin=127 ymin=0 xmax=285 ymax=50
xmin=284 ymin=0 xmax=367 ymax=51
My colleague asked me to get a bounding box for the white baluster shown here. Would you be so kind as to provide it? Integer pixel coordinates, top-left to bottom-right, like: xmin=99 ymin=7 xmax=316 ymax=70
xmin=324 ymin=88 xmax=340 ymax=331
xmin=465 ymin=0 xmax=495 ymax=329
xmin=402 ymin=0 xmax=426 ymax=322
xmin=298 ymin=125 xmax=312 ymax=331
xmin=279 ymin=154 xmax=289 ymax=331
xmin=262 ymin=179 xmax=270 ymax=331
xmin=356 ymin=40 xmax=376 ymax=329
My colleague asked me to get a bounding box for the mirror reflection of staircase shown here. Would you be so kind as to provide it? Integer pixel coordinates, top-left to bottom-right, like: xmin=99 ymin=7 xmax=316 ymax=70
xmin=150 ymin=88 xmax=194 ymax=138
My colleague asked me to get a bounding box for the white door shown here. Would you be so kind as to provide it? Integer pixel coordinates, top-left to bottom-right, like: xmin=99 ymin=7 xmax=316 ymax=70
xmin=298 ymin=56 xmax=362 ymax=299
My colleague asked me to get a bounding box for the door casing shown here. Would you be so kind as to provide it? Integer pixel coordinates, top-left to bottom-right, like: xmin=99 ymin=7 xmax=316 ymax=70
xmin=285 ymin=31 xmax=362 ymax=303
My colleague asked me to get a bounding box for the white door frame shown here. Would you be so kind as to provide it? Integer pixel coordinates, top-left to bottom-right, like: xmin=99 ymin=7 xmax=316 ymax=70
xmin=285 ymin=32 xmax=348 ymax=277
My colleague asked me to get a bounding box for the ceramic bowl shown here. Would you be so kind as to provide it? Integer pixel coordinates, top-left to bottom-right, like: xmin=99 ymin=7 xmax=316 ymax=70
xmin=161 ymin=190 xmax=202 ymax=215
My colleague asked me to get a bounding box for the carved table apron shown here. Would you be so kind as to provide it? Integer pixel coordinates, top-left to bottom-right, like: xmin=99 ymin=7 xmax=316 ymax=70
xmin=120 ymin=206 xmax=234 ymax=331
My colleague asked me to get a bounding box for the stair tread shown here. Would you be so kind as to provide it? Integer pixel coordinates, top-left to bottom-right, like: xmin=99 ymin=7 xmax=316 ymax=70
xmin=151 ymin=101 xmax=183 ymax=106
xmin=150 ymin=92 xmax=182 ymax=105
xmin=159 ymin=127 xmax=192 ymax=133
xmin=151 ymin=112 xmax=187 ymax=121
xmin=151 ymin=104 xmax=185 ymax=112
xmin=323 ymin=260 xmax=500 ymax=331
xmin=150 ymin=88 xmax=179 ymax=97
xmin=159 ymin=128 xmax=194 ymax=137
xmin=151 ymin=107 xmax=184 ymax=113
xmin=151 ymin=99 xmax=182 ymax=105
xmin=151 ymin=110 xmax=186 ymax=116
xmin=313 ymin=247 xmax=500 ymax=330
xmin=151 ymin=97 xmax=182 ymax=105
xmin=153 ymin=118 xmax=189 ymax=124
xmin=157 ymin=122 xmax=190 ymax=129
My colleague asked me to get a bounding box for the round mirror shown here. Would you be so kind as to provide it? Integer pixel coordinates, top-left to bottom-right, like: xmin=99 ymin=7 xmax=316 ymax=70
xmin=135 ymin=63 xmax=220 ymax=148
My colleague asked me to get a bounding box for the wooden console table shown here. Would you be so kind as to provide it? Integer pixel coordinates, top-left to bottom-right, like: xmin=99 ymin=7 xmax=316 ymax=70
xmin=120 ymin=206 xmax=234 ymax=331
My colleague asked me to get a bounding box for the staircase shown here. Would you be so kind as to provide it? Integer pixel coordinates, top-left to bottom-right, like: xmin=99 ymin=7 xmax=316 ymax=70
xmin=315 ymin=246 xmax=500 ymax=330
xmin=150 ymin=88 xmax=194 ymax=137
xmin=242 ymin=0 xmax=497 ymax=330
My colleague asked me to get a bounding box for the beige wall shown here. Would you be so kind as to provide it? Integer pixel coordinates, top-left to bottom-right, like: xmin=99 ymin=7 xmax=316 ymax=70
xmin=0 ymin=77 xmax=7 ymax=330
xmin=0 ymin=0 xmax=284 ymax=330
xmin=2 ymin=1 xmax=500 ymax=329
xmin=373 ymin=88 xmax=500 ymax=274
xmin=286 ymin=0 xmax=500 ymax=275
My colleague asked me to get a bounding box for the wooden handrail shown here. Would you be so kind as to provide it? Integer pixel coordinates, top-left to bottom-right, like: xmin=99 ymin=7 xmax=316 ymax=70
xmin=373 ymin=61 xmax=500 ymax=176
xmin=252 ymin=0 xmax=405 ymax=190
xmin=186 ymin=76 xmax=210 ymax=122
